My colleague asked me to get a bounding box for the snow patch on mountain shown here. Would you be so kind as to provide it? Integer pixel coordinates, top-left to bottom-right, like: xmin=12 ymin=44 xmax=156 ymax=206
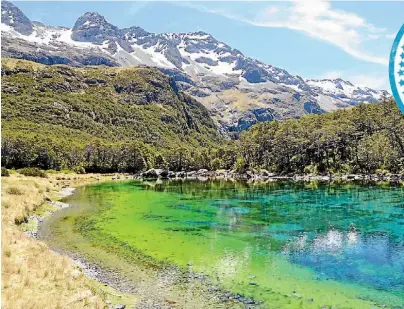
xmin=1 ymin=22 xmax=102 ymax=50
xmin=307 ymin=78 xmax=387 ymax=106
xmin=1 ymin=0 xmax=390 ymax=132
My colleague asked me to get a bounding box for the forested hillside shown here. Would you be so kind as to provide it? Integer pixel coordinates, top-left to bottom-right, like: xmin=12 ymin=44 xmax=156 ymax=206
xmin=1 ymin=59 xmax=403 ymax=175
xmin=1 ymin=59 xmax=223 ymax=172
xmin=237 ymin=99 xmax=404 ymax=175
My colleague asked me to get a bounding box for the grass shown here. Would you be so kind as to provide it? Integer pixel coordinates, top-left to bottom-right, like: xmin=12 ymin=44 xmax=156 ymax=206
xmin=17 ymin=167 xmax=48 ymax=178
xmin=1 ymin=172 xmax=135 ymax=309
xmin=6 ymin=187 xmax=24 ymax=195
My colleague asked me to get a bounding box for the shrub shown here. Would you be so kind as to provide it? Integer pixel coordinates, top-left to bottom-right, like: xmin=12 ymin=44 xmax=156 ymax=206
xmin=1 ymin=167 xmax=9 ymax=177
xmin=72 ymin=166 xmax=86 ymax=174
xmin=375 ymin=168 xmax=390 ymax=174
xmin=233 ymin=157 xmax=246 ymax=173
xmin=6 ymin=187 xmax=23 ymax=195
xmin=14 ymin=215 xmax=28 ymax=225
xmin=210 ymin=158 xmax=224 ymax=170
xmin=303 ymin=165 xmax=318 ymax=175
xmin=46 ymin=169 xmax=59 ymax=174
xmin=17 ymin=167 xmax=47 ymax=178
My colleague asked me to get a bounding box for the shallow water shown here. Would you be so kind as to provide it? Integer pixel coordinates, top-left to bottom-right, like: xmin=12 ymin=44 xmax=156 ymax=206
xmin=47 ymin=180 xmax=404 ymax=308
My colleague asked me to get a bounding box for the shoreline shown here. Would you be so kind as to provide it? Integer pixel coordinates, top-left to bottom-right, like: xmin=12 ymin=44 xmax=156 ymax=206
xmin=47 ymin=241 xmax=263 ymax=309
xmin=25 ymin=187 xmax=76 ymax=239
xmin=135 ymin=168 xmax=404 ymax=183
xmin=35 ymin=183 xmax=264 ymax=309
xmin=23 ymin=174 xmax=137 ymax=309
xmin=20 ymin=173 xmax=403 ymax=309
xmin=35 ymin=176 xmax=402 ymax=309
xmin=1 ymin=173 xmax=113 ymax=309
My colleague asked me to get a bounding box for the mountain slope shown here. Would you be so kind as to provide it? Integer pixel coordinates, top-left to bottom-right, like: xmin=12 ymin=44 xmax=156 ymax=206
xmin=1 ymin=1 xmax=389 ymax=133
xmin=1 ymin=58 xmax=222 ymax=171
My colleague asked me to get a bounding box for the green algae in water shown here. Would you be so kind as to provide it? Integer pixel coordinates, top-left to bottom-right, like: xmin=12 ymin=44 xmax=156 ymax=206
xmin=57 ymin=180 xmax=404 ymax=308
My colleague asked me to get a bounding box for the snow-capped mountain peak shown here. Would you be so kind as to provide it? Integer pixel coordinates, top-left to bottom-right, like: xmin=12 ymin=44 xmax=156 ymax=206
xmin=306 ymin=78 xmax=388 ymax=107
xmin=1 ymin=0 xmax=390 ymax=132
xmin=1 ymin=0 xmax=33 ymax=35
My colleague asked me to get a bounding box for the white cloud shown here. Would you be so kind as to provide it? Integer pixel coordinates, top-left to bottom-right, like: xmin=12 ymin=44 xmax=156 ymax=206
xmin=191 ymin=0 xmax=389 ymax=66
xmin=264 ymin=7 xmax=279 ymax=15
xmin=385 ymin=33 xmax=397 ymax=40
xmin=252 ymin=1 xmax=388 ymax=65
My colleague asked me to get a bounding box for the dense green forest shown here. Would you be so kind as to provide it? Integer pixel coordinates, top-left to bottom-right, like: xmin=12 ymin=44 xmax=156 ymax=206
xmin=2 ymin=59 xmax=404 ymax=175
xmin=1 ymin=59 xmax=223 ymax=172
xmin=238 ymin=99 xmax=404 ymax=175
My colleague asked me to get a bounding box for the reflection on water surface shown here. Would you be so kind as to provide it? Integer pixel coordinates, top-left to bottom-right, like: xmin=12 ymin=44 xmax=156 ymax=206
xmin=57 ymin=180 xmax=404 ymax=308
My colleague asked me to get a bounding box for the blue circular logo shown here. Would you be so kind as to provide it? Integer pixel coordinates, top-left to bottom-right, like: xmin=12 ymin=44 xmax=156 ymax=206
xmin=389 ymin=24 xmax=404 ymax=114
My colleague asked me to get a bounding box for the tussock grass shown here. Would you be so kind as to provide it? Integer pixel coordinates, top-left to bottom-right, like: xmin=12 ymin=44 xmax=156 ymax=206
xmin=6 ymin=186 xmax=24 ymax=195
xmin=1 ymin=173 xmax=108 ymax=309
xmin=17 ymin=167 xmax=48 ymax=178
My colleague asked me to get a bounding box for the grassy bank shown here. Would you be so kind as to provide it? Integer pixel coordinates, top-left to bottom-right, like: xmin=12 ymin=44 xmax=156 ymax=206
xmin=1 ymin=172 xmax=136 ymax=309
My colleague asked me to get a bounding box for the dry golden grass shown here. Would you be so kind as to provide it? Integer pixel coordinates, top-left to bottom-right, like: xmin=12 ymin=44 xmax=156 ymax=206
xmin=198 ymin=89 xmax=266 ymax=112
xmin=1 ymin=173 xmax=111 ymax=309
xmin=2 ymin=58 xmax=45 ymax=71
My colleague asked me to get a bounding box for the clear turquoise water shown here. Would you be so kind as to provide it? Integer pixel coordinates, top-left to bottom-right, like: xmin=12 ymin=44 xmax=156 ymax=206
xmin=59 ymin=180 xmax=404 ymax=308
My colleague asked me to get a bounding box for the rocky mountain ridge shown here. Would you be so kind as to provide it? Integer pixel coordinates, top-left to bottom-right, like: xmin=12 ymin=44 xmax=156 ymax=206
xmin=1 ymin=0 xmax=389 ymax=133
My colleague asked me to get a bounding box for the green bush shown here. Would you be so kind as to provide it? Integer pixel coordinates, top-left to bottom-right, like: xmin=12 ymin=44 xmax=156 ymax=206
xmin=1 ymin=167 xmax=9 ymax=177
xmin=7 ymin=187 xmax=23 ymax=195
xmin=303 ymin=165 xmax=318 ymax=175
xmin=14 ymin=215 xmax=28 ymax=225
xmin=375 ymin=168 xmax=390 ymax=174
xmin=233 ymin=157 xmax=246 ymax=173
xmin=18 ymin=167 xmax=47 ymax=178
xmin=46 ymin=169 xmax=59 ymax=174
xmin=72 ymin=166 xmax=86 ymax=174
xmin=210 ymin=157 xmax=224 ymax=170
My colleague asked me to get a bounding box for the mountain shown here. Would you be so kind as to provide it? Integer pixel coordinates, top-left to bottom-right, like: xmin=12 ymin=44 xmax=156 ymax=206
xmin=1 ymin=58 xmax=222 ymax=171
xmin=1 ymin=0 xmax=32 ymax=35
xmin=1 ymin=1 xmax=389 ymax=134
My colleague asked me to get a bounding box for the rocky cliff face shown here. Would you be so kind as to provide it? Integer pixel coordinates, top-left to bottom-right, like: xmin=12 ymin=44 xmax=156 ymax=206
xmin=1 ymin=0 xmax=32 ymax=35
xmin=1 ymin=1 xmax=389 ymax=133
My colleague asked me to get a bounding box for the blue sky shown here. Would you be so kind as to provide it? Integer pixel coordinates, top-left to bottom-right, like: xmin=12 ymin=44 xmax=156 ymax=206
xmin=16 ymin=1 xmax=404 ymax=90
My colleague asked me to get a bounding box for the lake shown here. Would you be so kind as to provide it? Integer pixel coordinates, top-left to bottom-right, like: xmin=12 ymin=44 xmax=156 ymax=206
xmin=40 ymin=180 xmax=404 ymax=308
